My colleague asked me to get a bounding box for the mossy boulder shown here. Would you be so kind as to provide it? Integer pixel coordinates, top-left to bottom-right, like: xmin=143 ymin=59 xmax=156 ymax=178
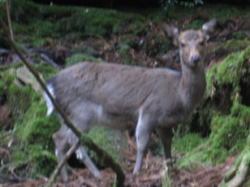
xmin=0 ymin=62 xmax=126 ymax=177
xmin=177 ymin=45 xmax=250 ymax=168
xmin=0 ymin=63 xmax=59 ymax=177
xmin=220 ymin=135 xmax=250 ymax=187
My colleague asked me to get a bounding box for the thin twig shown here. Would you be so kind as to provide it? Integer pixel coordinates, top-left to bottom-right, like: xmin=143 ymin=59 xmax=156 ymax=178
xmin=5 ymin=0 xmax=14 ymax=41
xmin=45 ymin=141 xmax=80 ymax=187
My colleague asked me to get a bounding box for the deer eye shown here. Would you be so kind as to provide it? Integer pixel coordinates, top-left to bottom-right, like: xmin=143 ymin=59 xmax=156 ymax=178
xmin=199 ymin=41 xmax=205 ymax=46
xmin=181 ymin=43 xmax=186 ymax=48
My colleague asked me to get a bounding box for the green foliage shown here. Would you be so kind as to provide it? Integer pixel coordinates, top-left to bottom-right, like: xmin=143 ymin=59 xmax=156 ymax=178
xmin=126 ymin=21 xmax=149 ymax=36
xmin=186 ymin=19 xmax=205 ymax=29
xmin=66 ymin=53 xmax=103 ymax=66
xmin=34 ymin=63 xmax=59 ymax=79
xmin=173 ymin=133 xmax=203 ymax=154
xmin=0 ymin=62 xmax=127 ymax=177
xmin=220 ymin=135 xmax=250 ymax=186
xmin=87 ymin=127 xmax=126 ymax=165
xmin=178 ymin=46 xmax=250 ymax=169
xmin=0 ymin=0 xmax=6 ymax=6
xmin=232 ymin=32 xmax=247 ymax=40
xmin=119 ymin=43 xmax=135 ymax=65
xmin=162 ymin=169 xmax=172 ymax=187
xmin=0 ymin=63 xmax=59 ymax=177
xmin=10 ymin=0 xmax=147 ymax=41
xmin=206 ymin=45 xmax=250 ymax=100
xmin=146 ymin=35 xmax=173 ymax=56
xmin=208 ymin=114 xmax=246 ymax=163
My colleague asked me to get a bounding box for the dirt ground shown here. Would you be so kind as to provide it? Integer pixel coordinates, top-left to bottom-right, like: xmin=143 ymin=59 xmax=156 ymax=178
xmin=0 ymin=155 xmax=235 ymax=187
xmin=0 ymin=135 xmax=236 ymax=187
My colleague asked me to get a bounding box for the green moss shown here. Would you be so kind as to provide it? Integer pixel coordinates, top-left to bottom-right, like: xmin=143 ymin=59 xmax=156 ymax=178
xmin=118 ymin=43 xmax=135 ymax=65
xmin=232 ymin=32 xmax=247 ymax=40
xmin=176 ymin=142 xmax=212 ymax=169
xmin=125 ymin=21 xmax=149 ymax=36
xmin=204 ymin=4 xmax=246 ymax=20
xmin=220 ymin=135 xmax=250 ymax=186
xmin=162 ymin=169 xmax=172 ymax=187
xmin=0 ymin=62 xmax=23 ymax=71
xmin=217 ymin=39 xmax=250 ymax=53
xmin=66 ymin=54 xmax=103 ymax=66
xmin=178 ymin=45 xmax=250 ymax=169
xmin=0 ymin=63 xmax=60 ymax=177
xmin=206 ymin=45 xmax=250 ymax=99
xmin=173 ymin=133 xmax=203 ymax=154
xmin=231 ymin=103 xmax=250 ymax=119
xmin=209 ymin=115 xmax=246 ymax=161
xmin=149 ymin=36 xmax=173 ymax=55
xmin=34 ymin=63 xmax=59 ymax=79
xmin=180 ymin=102 xmax=250 ymax=168
xmin=10 ymin=0 xmax=146 ymax=41
xmin=87 ymin=127 xmax=126 ymax=164
xmin=186 ymin=19 xmax=205 ymax=30
xmin=173 ymin=133 xmax=206 ymax=168
xmin=0 ymin=62 xmax=126 ymax=177
xmin=165 ymin=3 xmax=249 ymax=21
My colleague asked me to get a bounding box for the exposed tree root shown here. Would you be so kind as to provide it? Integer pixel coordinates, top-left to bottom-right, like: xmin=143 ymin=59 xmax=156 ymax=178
xmin=220 ymin=152 xmax=250 ymax=187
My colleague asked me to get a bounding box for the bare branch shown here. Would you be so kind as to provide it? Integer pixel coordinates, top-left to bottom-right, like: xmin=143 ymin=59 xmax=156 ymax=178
xmin=45 ymin=140 xmax=80 ymax=187
xmin=4 ymin=0 xmax=14 ymax=41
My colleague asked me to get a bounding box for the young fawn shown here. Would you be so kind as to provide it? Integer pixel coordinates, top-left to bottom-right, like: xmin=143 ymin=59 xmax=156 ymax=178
xmin=44 ymin=24 xmax=209 ymax=182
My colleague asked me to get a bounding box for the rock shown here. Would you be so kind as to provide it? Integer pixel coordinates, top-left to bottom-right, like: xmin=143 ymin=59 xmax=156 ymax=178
xmin=15 ymin=66 xmax=44 ymax=94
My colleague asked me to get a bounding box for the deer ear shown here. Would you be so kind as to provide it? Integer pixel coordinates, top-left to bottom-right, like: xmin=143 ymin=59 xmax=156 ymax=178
xmin=202 ymin=19 xmax=218 ymax=34
xmin=201 ymin=30 xmax=210 ymax=43
xmin=201 ymin=19 xmax=219 ymax=42
xmin=164 ymin=24 xmax=179 ymax=46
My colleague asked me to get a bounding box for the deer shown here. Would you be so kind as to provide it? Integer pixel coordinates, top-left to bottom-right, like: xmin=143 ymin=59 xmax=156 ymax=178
xmin=44 ymin=23 xmax=210 ymax=182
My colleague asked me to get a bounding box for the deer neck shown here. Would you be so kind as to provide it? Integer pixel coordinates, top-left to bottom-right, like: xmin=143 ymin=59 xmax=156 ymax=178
xmin=178 ymin=60 xmax=206 ymax=109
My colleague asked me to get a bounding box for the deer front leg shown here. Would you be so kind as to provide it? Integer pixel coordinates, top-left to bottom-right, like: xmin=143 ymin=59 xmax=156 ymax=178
xmin=157 ymin=127 xmax=174 ymax=163
xmin=133 ymin=114 xmax=153 ymax=174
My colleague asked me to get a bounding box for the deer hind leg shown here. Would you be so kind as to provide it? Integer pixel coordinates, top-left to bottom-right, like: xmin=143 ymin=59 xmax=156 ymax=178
xmin=157 ymin=127 xmax=174 ymax=165
xmin=70 ymin=108 xmax=102 ymax=179
xmin=157 ymin=127 xmax=173 ymax=159
xmin=54 ymin=124 xmax=101 ymax=181
xmin=76 ymin=146 xmax=101 ymax=179
xmin=53 ymin=125 xmax=70 ymax=182
xmin=133 ymin=114 xmax=153 ymax=174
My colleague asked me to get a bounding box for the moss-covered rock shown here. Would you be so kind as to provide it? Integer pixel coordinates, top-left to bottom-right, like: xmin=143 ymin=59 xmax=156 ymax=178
xmin=206 ymin=45 xmax=250 ymax=102
xmin=0 ymin=62 xmax=126 ymax=177
xmin=220 ymin=135 xmax=250 ymax=187
xmin=177 ymin=45 xmax=250 ymax=169
xmin=87 ymin=127 xmax=126 ymax=165
xmin=0 ymin=63 xmax=59 ymax=177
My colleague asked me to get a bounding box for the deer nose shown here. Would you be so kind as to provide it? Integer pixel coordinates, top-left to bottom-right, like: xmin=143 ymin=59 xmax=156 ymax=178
xmin=191 ymin=56 xmax=200 ymax=63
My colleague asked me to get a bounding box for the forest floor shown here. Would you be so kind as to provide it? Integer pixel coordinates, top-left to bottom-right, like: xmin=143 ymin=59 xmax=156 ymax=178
xmin=0 ymin=135 xmax=236 ymax=187
xmin=0 ymin=157 xmax=236 ymax=187
xmin=1 ymin=1 xmax=250 ymax=187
